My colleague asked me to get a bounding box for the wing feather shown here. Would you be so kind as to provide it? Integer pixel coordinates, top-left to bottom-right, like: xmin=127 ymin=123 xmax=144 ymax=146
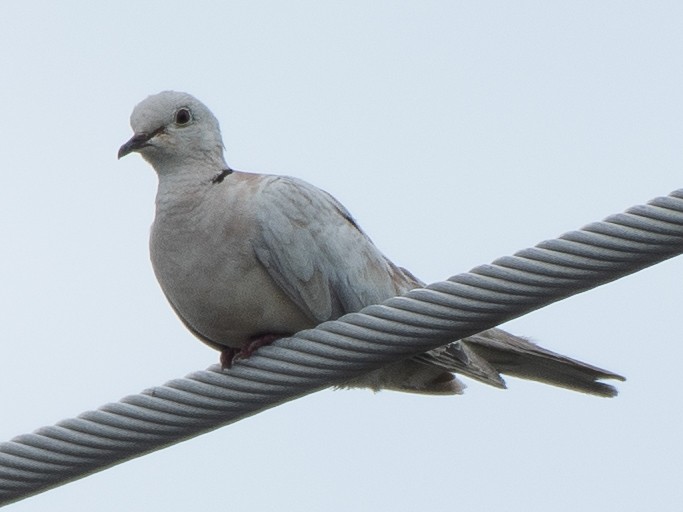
xmin=252 ymin=176 xmax=413 ymax=323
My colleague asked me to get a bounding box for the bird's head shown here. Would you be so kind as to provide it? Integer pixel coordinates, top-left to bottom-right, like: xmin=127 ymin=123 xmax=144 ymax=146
xmin=118 ymin=91 xmax=226 ymax=172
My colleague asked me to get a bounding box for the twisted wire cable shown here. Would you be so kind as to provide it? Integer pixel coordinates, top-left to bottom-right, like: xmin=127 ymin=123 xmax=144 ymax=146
xmin=2 ymin=189 xmax=683 ymax=506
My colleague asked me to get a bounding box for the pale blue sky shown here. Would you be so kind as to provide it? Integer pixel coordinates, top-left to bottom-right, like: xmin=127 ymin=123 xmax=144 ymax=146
xmin=1 ymin=2 xmax=682 ymax=510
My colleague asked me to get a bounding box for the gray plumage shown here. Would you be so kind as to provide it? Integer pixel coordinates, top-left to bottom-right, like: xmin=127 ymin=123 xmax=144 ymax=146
xmin=119 ymin=91 xmax=624 ymax=397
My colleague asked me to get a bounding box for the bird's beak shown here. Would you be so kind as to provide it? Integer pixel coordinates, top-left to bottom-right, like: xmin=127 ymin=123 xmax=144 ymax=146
xmin=119 ymin=133 xmax=156 ymax=159
xmin=118 ymin=132 xmax=152 ymax=159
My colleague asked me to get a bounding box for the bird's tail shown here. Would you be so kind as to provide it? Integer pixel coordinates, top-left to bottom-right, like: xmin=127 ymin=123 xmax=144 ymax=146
xmin=415 ymin=328 xmax=624 ymax=397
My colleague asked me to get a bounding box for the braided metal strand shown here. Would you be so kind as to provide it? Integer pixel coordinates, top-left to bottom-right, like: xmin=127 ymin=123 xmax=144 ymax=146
xmin=1 ymin=189 xmax=683 ymax=506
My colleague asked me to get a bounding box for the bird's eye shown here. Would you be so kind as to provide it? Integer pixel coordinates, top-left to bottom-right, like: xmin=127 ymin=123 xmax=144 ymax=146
xmin=174 ymin=108 xmax=192 ymax=125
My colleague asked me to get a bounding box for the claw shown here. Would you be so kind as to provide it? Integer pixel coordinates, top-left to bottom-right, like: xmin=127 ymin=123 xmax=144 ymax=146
xmin=220 ymin=347 xmax=238 ymax=370
xmin=220 ymin=334 xmax=290 ymax=369
xmin=235 ymin=333 xmax=284 ymax=360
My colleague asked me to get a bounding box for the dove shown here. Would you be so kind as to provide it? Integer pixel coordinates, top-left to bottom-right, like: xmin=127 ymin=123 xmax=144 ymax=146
xmin=119 ymin=91 xmax=624 ymax=396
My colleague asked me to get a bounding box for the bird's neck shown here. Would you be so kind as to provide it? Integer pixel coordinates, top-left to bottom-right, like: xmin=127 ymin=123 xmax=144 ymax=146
xmin=154 ymin=160 xmax=225 ymax=218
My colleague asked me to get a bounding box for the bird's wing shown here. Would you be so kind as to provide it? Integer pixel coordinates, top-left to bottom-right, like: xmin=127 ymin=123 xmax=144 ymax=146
xmin=251 ymin=175 xmax=416 ymax=323
xmin=249 ymin=176 xmax=624 ymax=397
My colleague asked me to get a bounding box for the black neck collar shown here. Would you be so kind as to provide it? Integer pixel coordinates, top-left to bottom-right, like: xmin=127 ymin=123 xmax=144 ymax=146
xmin=211 ymin=168 xmax=233 ymax=184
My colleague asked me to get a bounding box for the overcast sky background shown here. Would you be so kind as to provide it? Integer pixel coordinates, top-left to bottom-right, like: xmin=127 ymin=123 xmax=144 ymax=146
xmin=1 ymin=2 xmax=682 ymax=511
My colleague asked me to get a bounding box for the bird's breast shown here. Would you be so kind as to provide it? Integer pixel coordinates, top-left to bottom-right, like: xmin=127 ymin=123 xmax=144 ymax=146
xmin=149 ymin=189 xmax=313 ymax=349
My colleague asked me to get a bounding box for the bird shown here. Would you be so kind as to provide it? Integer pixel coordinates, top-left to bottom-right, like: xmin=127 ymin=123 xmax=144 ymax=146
xmin=118 ymin=91 xmax=624 ymax=397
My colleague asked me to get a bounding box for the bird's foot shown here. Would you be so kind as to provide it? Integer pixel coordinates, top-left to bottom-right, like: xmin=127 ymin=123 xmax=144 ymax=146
xmin=220 ymin=334 xmax=288 ymax=370
xmin=236 ymin=334 xmax=285 ymax=360
xmin=220 ymin=347 xmax=238 ymax=370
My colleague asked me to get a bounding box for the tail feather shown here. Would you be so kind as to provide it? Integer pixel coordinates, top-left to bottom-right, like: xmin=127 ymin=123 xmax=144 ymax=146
xmin=340 ymin=326 xmax=624 ymax=397
xmin=414 ymin=341 xmax=507 ymax=389
xmin=460 ymin=328 xmax=625 ymax=397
